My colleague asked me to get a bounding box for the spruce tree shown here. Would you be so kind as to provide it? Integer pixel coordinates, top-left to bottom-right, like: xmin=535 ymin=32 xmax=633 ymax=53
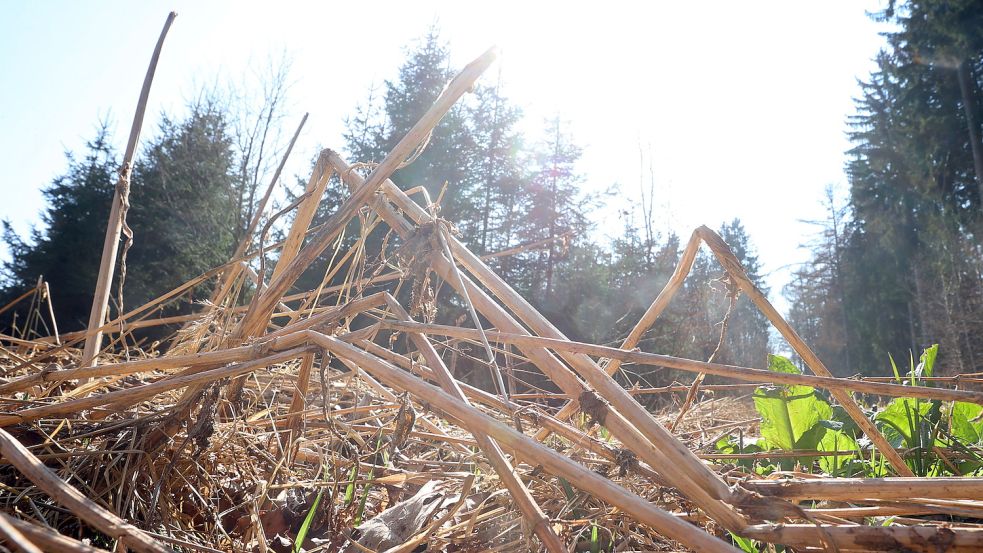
xmin=125 ymin=100 xmax=238 ymax=312
xmin=2 ymin=101 xmax=241 ymax=331
xmin=838 ymin=0 xmax=983 ymax=373
xmin=376 ymin=28 xmax=476 ymax=227
xmin=519 ymin=117 xmax=593 ymax=303
xmin=1 ymin=126 xmax=117 ymax=329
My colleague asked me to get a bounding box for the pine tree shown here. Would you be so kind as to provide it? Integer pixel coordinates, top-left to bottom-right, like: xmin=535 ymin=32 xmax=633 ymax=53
xmin=464 ymin=77 xmax=527 ymax=256
xmin=1 ymin=125 xmax=117 ymax=329
xmin=784 ymin=188 xmax=854 ymax=374
xmin=519 ymin=117 xmax=593 ymax=303
xmin=1 ymin=100 xmax=242 ymax=331
xmin=716 ymin=220 xmax=770 ymax=367
xmin=839 ymin=0 xmax=983 ymax=373
xmin=124 ymin=100 xmax=238 ymax=312
xmin=376 ymin=28 xmax=476 ymax=227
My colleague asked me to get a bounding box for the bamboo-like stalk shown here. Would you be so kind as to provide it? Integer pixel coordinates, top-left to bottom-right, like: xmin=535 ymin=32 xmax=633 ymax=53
xmin=209 ymin=112 xmax=309 ymax=309
xmin=268 ymin=156 xmax=332 ymax=284
xmin=523 ymin=407 xmax=668 ymax=484
xmin=45 ymin=270 xmax=402 ymax=345
xmin=804 ymin=499 xmax=983 ymax=520
xmin=285 ymin=353 xmax=316 ymax=432
xmin=434 ymin=227 xmax=515 ymax=410
xmin=327 ymin=151 xmax=749 ymax=530
xmin=304 ymin=331 xmax=742 ymax=553
xmin=80 ymin=12 xmax=177 ymax=373
xmin=741 ymin=477 xmax=983 ymax=501
xmin=0 ymin=511 xmax=42 ymax=553
xmin=383 ymin=298 xmax=565 ymax=552
xmin=355 ymin=336 xmax=661 ymax=472
xmin=42 ymin=282 xmax=60 ymax=346
xmin=0 ymin=513 xmax=102 ymax=553
xmin=695 ymin=226 xmax=914 ymax=476
xmin=49 ymin=258 xmax=234 ymax=346
xmin=265 ymin=292 xmax=389 ymax=340
xmin=178 ymin=290 xmax=385 ymax=411
xmin=0 ymin=288 xmax=37 ymax=320
xmin=511 ymin=383 xmax=763 ymax=398
xmin=480 ymin=231 xmax=576 ymax=260
xmin=330 ymin=355 xmax=462 ymax=447
xmin=367 ymin=162 xmax=741 ymax=495
xmin=235 ymin=47 xmax=498 ymax=341
xmin=355 ymin=338 xmax=513 ymax=411
xmin=544 ymin=228 xmax=702 ymax=429
xmin=0 ymin=346 xmax=311 ymax=427
xmin=0 ymin=428 xmax=170 ymax=553
xmin=0 ymin=342 xmax=264 ymax=395
xmin=740 ymin=523 xmax=983 ymax=552
xmin=377 ymin=320 xmax=983 ymax=405
xmin=241 ymin=263 xmax=295 ymax=314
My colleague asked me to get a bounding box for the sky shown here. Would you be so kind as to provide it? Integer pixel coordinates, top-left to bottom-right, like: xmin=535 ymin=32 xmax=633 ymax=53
xmin=0 ymin=1 xmax=891 ymax=313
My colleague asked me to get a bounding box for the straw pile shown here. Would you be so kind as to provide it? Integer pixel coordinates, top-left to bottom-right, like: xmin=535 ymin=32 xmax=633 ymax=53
xmin=1 ymin=14 xmax=982 ymax=553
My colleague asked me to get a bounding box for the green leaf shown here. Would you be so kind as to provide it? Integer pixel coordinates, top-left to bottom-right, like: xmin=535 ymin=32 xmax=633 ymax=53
xmin=754 ymin=463 xmax=777 ymax=476
xmin=796 ymin=422 xmax=828 ymax=452
xmin=559 ymin=477 xmax=576 ymax=502
xmin=876 ymin=398 xmax=931 ymax=448
xmin=354 ymin=463 xmax=377 ymax=527
xmin=909 ymin=351 xmax=916 ymax=387
xmin=343 ymin=464 xmax=358 ymax=506
xmin=729 ymin=532 xmax=760 ymax=553
xmin=951 ymin=402 xmax=983 ymax=445
xmin=888 ymin=353 xmax=901 ymax=384
xmin=768 ymin=354 xmax=800 ymax=375
xmin=713 ymin=435 xmax=764 ymax=469
xmin=818 ymin=429 xmax=859 ymax=474
xmin=829 ymin=405 xmax=863 ymax=436
xmin=293 ymin=489 xmax=324 ymax=553
xmin=754 ymin=385 xmax=831 ymax=451
xmin=918 ymin=345 xmax=938 ymax=379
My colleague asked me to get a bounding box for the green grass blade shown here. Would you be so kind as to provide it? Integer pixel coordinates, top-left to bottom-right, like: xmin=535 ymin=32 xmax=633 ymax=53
xmin=293 ymin=489 xmax=324 ymax=553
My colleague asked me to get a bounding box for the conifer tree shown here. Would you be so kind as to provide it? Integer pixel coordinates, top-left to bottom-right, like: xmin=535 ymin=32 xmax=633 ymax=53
xmin=2 ymin=101 xmax=240 ymax=329
xmin=519 ymin=117 xmax=593 ymax=303
xmin=125 ymin=100 xmax=238 ymax=311
xmin=375 ymin=28 xmax=476 ymax=227
xmin=1 ymin=126 xmax=117 ymax=328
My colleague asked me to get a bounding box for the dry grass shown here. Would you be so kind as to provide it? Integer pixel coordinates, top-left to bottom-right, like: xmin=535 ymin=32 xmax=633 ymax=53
xmin=0 ymin=39 xmax=981 ymax=553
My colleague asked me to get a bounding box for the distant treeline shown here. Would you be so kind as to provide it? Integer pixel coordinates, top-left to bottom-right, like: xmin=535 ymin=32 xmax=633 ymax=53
xmin=13 ymin=1 xmax=981 ymax=384
xmin=784 ymin=1 xmax=983 ymax=376
xmin=0 ymin=28 xmax=770 ymax=393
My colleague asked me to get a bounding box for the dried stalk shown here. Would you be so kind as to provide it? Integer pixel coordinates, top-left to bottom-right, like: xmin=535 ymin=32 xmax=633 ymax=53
xmin=378 ymin=320 xmax=983 ymax=405
xmin=80 ymin=12 xmax=177 ymax=372
xmin=741 ymin=523 xmax=983 ymax=552
xmin=0 ymin=511 xmax=42 ymax=553
xmin=384 ymin=298 xmax=564 ymax=552
xmin=306 ymin=331 xmax=742 ymax=553
xmin=0 ymin=346 xmax=312 ymax=427
xmin=0 ymin=428 xmax=170 ymax=553
xmin=696 ymin=225 xmax=913 ymax=476
xmin=742 ymin=477 xmax=983 ymax=501
xmin=235 ymin=47 xmax=498 ymax=341
xmin=0 ymin=513 xmax=102 ymax=553
xmin=328 ymin=151 xmax=749 ymax=530
xmin=209 ymin=112 xmax=309 ymax=309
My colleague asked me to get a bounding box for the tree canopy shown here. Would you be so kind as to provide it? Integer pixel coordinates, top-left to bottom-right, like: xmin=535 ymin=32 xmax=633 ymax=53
xmin=786 ymin=0 xmax=983 ymax=376
xmin=3 ymin=28 xmax=773 ymax=393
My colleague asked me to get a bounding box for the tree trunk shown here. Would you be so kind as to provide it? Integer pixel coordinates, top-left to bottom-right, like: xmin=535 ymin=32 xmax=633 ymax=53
xmin=957 ymin=59 xmax=983 ymax=205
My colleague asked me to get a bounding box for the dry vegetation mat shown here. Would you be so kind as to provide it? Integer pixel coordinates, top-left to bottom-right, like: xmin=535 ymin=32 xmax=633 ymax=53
xmin=1 ymin=13 xmax=983 ymax=553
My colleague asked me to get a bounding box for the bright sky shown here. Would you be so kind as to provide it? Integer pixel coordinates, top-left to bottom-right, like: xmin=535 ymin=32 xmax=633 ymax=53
xmin=0 ymin=1 xmax=890 ymax=312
